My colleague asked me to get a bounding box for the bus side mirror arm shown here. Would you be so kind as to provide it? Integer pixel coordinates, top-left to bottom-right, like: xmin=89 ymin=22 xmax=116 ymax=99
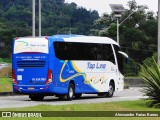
xmin=118 ymin=51 xmax=128 ymax=58
xmin=118 ymin=51 xmax=129 ymax=64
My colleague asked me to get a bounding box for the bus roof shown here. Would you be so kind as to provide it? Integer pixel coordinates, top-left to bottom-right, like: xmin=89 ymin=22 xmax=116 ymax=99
xmin=14 ymin=35 xmax=119 ymax=46
xmin=52 ymin=35 xmax=119 ymax=46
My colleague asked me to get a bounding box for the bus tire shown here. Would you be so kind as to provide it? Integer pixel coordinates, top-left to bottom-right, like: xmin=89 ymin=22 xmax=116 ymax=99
xmin=106 ymin=82 xmax=114 ymax=98
xmin=29 ymin=95 xmax=44 ymax=101
xmin=67 ymin=83 xmax=74 ymax=101
xmin=74 ymin=93 xmax=82 ymax=99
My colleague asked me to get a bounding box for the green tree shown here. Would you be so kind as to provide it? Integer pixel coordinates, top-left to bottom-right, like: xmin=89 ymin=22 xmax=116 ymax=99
xmin=0 ymin=0 xmax=99 ymax=58
xmin=92 ymin=0 xmax=157 ymax=64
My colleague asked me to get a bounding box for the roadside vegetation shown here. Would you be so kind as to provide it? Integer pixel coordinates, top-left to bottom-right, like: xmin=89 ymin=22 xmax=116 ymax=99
xmin=0 ymin=66 xmax=12 ymax=77
xmin=0 ymin=58 xmax=11 ymax=63
xmin=0 ymin=100 xmax=159 ymax=111
xmin=0 ymin=63 xmax=12 ymax=92
xmin=140 ymin=58 xmax=160 ymax=108
xmin=0 ymin=78 xmax=12 ymax=92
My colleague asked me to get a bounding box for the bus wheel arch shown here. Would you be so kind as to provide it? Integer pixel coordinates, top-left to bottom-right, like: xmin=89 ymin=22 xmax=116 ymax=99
xmin=69 ymin=80 xmax=75 ymax=88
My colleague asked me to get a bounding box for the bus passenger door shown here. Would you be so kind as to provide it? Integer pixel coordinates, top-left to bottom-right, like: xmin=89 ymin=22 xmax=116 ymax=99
xmin=113 ymin=45 xmax=128 ymax=91
xmin=117 ymin=51 xmax=128 ymax=91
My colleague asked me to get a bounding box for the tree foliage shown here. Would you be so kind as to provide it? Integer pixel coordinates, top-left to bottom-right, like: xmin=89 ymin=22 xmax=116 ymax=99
xmin=0 ymin=0 xmax=99 ymax=58
xmin=0 ymin=0 xmax=158 ymax=76
xmin=92 ymin=0 xmax=157 ymax=64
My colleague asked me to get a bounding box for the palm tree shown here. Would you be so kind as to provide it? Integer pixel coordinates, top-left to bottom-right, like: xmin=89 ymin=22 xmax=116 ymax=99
xmin=140 ymin=58 xmax=160 ymax=108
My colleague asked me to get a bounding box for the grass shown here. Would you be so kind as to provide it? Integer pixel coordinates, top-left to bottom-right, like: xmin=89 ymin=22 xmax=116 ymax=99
xmin=0 ymin=58 xmax=11 ymax=63
xmin=0 ymin=100 xmax=159 ymax=111
xmin=0 ymin=100 xmax=160 ymax=120
xmin=0 ymin=78 xmax=12 ymax=92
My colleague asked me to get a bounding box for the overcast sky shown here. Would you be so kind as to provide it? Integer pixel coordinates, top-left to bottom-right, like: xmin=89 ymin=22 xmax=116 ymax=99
xmin=65 ymin=0 xmax=158 ymax=16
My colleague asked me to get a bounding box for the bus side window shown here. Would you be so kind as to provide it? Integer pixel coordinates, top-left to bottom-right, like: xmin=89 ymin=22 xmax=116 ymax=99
xmin=103 ymin=44 xmax=115 ymax=64
xmin=54 ymin=42 xmax=116 ymax=64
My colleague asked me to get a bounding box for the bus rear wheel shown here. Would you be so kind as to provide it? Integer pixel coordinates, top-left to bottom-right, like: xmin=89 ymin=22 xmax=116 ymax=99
xmin=67 ymin=83 xmax=74 ymax=101
xmin=29 ymin=95 xmax=44 ymax=101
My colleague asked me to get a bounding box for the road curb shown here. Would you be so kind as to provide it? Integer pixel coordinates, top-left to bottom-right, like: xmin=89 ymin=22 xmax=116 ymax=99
xmin=0 ymin=92 xmax=19 ymax=96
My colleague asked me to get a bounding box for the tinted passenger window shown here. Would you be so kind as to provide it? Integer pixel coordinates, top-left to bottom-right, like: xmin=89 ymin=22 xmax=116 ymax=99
xmin=54 ymin=42 xmax=115 ymax=64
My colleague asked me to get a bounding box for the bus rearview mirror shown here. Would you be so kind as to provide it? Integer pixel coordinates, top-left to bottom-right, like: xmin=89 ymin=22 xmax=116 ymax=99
xmin=118 ymin=51 xmax=128 ymax=58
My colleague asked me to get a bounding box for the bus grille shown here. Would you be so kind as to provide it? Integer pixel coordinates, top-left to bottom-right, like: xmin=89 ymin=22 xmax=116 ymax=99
xmin=17 ymin=61 xmax=46 ymax=68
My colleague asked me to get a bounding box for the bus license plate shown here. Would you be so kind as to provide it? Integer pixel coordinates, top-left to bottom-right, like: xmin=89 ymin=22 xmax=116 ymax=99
xmin=28 ymin=87 xmax=34 ymax=90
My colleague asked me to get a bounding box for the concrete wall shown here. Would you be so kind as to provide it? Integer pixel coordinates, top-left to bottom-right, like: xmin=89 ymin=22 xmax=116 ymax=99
xmin=124 ymin=78 xmax=145 ymax=87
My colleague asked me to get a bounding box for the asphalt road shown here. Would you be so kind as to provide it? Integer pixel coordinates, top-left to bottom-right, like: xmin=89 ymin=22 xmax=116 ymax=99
xmin=0 ymin=66 xmax=5 ymax=70
xmin=0 ymin=87 xmax=147 ymax=109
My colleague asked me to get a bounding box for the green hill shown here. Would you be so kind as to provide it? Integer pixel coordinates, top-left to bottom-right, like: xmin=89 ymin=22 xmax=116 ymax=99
xmin=0 ymin=0 xmax=99 ymax=58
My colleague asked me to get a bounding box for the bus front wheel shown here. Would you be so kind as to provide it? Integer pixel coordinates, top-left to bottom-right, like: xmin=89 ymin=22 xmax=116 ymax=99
xmin=106 ymin=82 xmax=114 ymax=97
